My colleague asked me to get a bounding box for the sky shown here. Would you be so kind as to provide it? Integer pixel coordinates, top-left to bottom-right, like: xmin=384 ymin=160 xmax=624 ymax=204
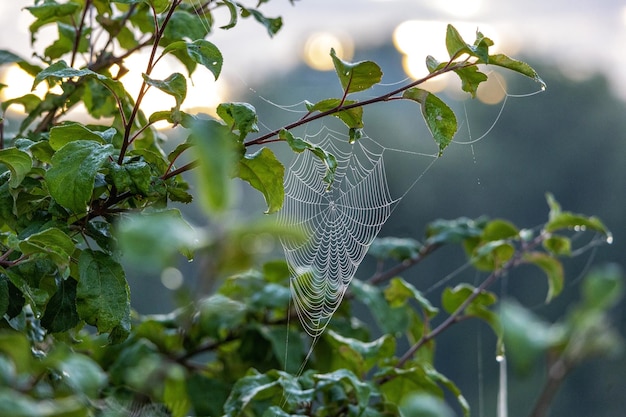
xmin=1 ymin=0 xmax=626 ymax=112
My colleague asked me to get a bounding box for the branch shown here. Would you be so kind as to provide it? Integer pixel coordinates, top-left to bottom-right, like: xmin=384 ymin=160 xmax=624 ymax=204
xmin=529 ymin=357 xmax=571 ymax=417
xmin=243 ymin=61 xmax=470 ymax=148
xmin=71 ymin=0 xmax=91 ymax=68
xmin=366 ymin=242 xmax=441 ymax=286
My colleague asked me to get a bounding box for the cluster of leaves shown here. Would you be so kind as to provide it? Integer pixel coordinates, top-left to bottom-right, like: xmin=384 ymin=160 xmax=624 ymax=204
xmin=0 ymin=1 xmax=621 ymax=417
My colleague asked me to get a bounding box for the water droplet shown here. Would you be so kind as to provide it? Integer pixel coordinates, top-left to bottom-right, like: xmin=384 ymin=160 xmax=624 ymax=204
xmin=540 ymin=83 xmax=546 ymax=91
xmin=606 ymin=233 xmax=614 ymax=244
xmin=496 ymin=354 xmax=505 ymax=362
xmin=573 ymin=225 xmax=586 ymax=232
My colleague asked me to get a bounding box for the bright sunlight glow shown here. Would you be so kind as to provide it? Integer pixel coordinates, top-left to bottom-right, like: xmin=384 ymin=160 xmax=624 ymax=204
xmin=394 ymin=20 xmax=500 ymax=95
xmin=303 ymin=32 xmax=354 ymax=71
xmin=434 ymin=0 xmax=483 ymax=18
xmin=0 ymin=64 xmax=62 ymax=110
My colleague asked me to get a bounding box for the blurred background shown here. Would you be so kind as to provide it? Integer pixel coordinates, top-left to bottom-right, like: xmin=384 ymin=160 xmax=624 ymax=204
xmin=1 ymin=1 xmax=625 ymax=416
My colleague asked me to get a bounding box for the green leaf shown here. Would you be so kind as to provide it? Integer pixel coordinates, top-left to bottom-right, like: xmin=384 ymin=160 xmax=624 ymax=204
xmin=0 ymin=148 xmax=32 ymax=188
xmin=32 ymin=60 xmax=111 ymax=90
xmin=49 ymin=122 xmax=115 ymax=150
xmin=445 ymin=24 xmax=470 ymax=59
xmin=330 ymin=49 xmax=383 ymax=94
xmin=196 ymin=294 xmax=247 ymax=339
xmin=219 ymin=0 xmax=238 ymax=29
xmin=41 ymin=277 xmax=79 ymax=333
xmin=163 ymin=365 xmax=191 ymax=417
xmin=522 ymin=252 xmax=564 ymax=303
xmin=402 ymin=88 xmax=457 ymax=155
xmin=185 ymin=39 xmax=223 ymax=80
xmin=223 ymin=370 xmax=281 ymax=415
xmin=216 ymin=102 xmax=259 ymax=139
xmin=581 ymin=264 xmax=624 ymax=310
xmin=0 ymin=50 xmax=26 ymax=66
xmin=45 ymin=141 xmax=115 ymax=213
xmin=489 ymin=53 xmax=546 ymax=89
xmin=238 ymin=147 xmax=284 ymax=214
xmin=162 ymin=39 xmax=223 ymax=79
xmin=324 ymin=331 xmax=396 ymax=376
xmin=116 ymin=209 xmax=200 ymax=270
xmin=442 ymin=283 xmax=497 ymax=317
xmin=190 ymin=119 xmax=242 ymax=213
xmin=378 ymin=367 xmax=443 ymax=407
xmin=162 ymin=10 xmax=210 ymax=43
xmin=368 ymin=237 xmax=421 ymax=261
xmin=1 ymin=94 xmax=41 ymax=114
xmin=26 ymin=1 xmax=80 ymax=20
xmin=385 ymin=278 xmax=438 ymax=317
xmin=243 ymin=8 xmax=282 ymax=37
xmin=500 ymin=300 xmax=564 ymax=372
xmin=76 ymin=249 xmax=130 ymax=343
xmin=305 ymin=98 xmax=363 ymax=129
xmin=425 ymin=217 xmax=485 ymax=245
xmin=56 ymin=352 xmax=107 ymax=398
xmin=453 ymin=65 xmax=488 ymax=98
xmin=543 ymin=235 xmax=571 ymax=256
xmin=280 ymin=129 xmax=308 ymax=153
xmin=315 ymin=369 xmax=372 ymax=411
xmin=18 ymin=228 xmax=75 ymax=272
xmin=399 ymin=394 xmax=456 ymax=417
xmin=142 ymin=72 xmax=187 ymax=110
xmin=351 ymin=279 xmax=411 ymax=334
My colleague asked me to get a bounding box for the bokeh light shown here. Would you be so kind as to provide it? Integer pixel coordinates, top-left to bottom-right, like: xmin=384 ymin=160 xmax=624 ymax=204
xmin=160 ymin=267 xmax=184 ymax=290
xmin=303 ymin=31 xmax=354 ymax=71
xmin=476 ymin=70 xmax=507 ymax=104
xmin=393 ymin=20 xmax=500 ymax=96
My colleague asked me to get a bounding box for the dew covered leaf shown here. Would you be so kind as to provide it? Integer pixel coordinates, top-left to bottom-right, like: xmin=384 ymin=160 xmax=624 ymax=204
xmin=76 ymin=249 xmax=130 ymax=343
xmin=45 ymin=140 xmax=114 ymax=213
xmin=402 ymin=88 xmax=457 ymax=155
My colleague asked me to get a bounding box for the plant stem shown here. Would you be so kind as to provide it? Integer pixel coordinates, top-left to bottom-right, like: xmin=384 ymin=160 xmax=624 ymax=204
xmin=71 ymin=0 xmax=91 ymax=68
xmin=529 ymin=357 xmax=570 ymax=417
xmin=243 ymin=61 xmax=469 ymax=148
xmin=118 ymin=0 xmax=183 ymax=164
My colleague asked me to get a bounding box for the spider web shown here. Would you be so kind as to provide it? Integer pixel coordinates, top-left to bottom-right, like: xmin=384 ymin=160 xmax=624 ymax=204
xmin=278 ymin=126 xmax=437 ymax=338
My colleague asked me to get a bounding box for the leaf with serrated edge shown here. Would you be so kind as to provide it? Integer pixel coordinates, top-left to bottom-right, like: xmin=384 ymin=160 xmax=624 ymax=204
xmin=45 ymin=141 xmax=114 ymax=213
xmin=76 ymin=250 xmax=130 ymax=339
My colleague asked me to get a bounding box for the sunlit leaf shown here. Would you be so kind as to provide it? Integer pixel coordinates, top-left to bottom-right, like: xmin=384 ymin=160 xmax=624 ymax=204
xmin=330 ymin=49 xmax=383 ymax=94
xmin=142 ymin=72 xmax=187 ymax=110
xmin=489 ymin=53 xmax=546 ymax=88
xmin=306 ymin=98 xmax=363 ymax=129
xmin=189 ymin=119 xmax=242 ymax=213
xmin=238 ymin=147 xmax=284 ymax=214
xmin=402 ymin=87 xmax=457 ymax=155
xmin=217 ymin=102 xmax=259 ymax=140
